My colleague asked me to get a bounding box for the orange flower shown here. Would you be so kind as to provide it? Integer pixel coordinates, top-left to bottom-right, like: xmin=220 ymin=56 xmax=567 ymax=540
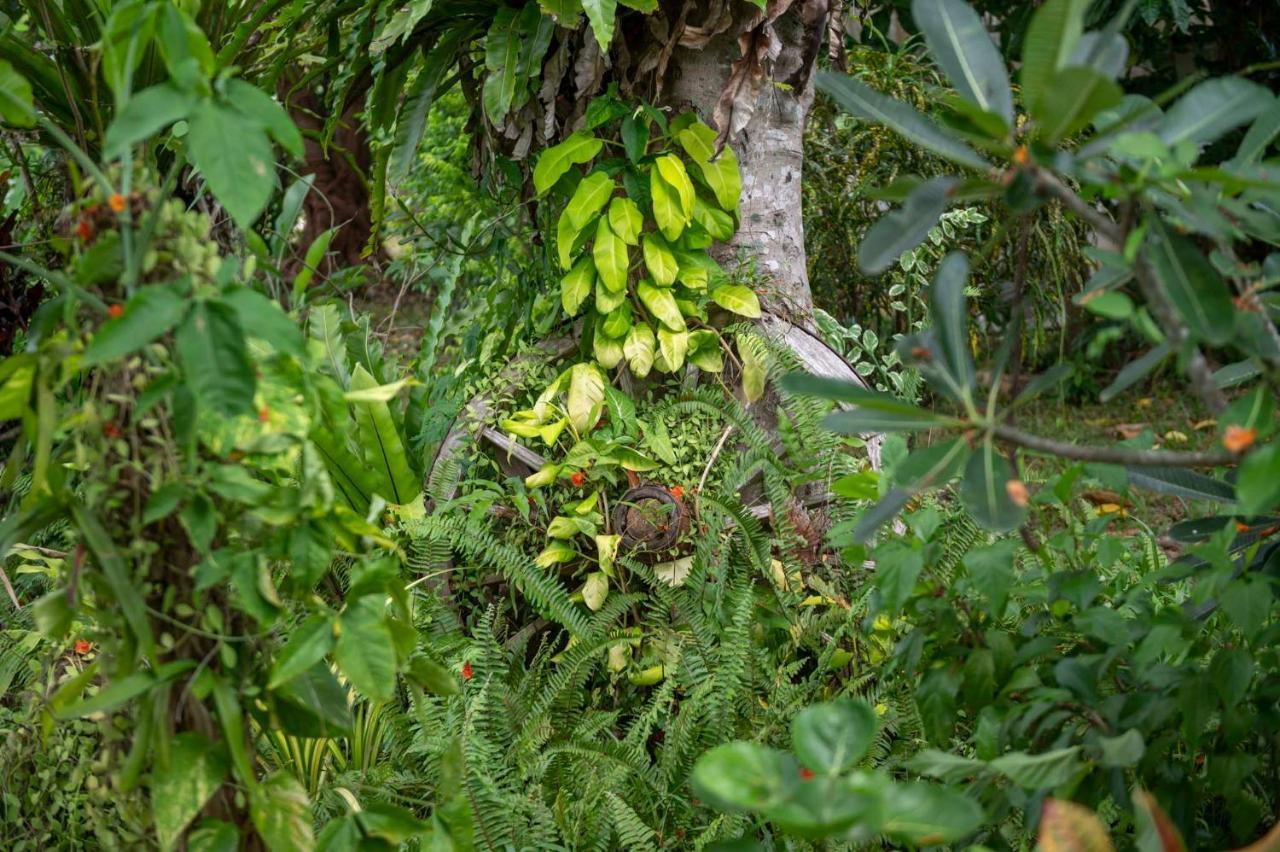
xmin=1012 ymin=145 xmax=1030 ymax=166
xmin=1222 ymin=425 xmax=1257 ymax=453
xmin=1237 ymin=522 xmax=1251 ymax=533
xmin=669 ymin=485 xmax=684 ymax=499
xmin=74 ymin=639 xmax=92 ymax=655
xmin=570 ymin=471 xmax=585 ymax=487
xmin=258 ymin=406 xmax=271 ymax=423
xmin=462 ymin=660 xmax=473 ymax=680
xmin=107 ymin=304 xmax=124 ymax=319
xmin=108 ymin=193 xmax=126 ymax=213
xmin=799 ymin=767 xmax=815 ymax=780
xmin=102 ymin=421 xmax=122 ymax=439
xmin=1006 ymin=479 xmax=1030 ymax=508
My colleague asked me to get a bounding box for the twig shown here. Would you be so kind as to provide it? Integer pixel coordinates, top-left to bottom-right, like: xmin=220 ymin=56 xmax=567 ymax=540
xmin=1033 ymin=169 xmax=1123 ymax=245
xmin=697 ymin=424 xmax=735 ymax=496
xmin=994 ymin=424 xmax=1234 ymax=467
xmin=0 ymin=565 xmax=19 ymax=609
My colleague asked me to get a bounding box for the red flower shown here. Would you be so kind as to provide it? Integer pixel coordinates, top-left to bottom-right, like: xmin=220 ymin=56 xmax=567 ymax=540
xmin=258 ymin=406 xmax=271 ymax=423
xmin=107 ymin=304 xmax=124 ymax=319
xmin=669 ymin=485 xmax=684 ymax=499
xmin=799 ymin=767 xmax=815 ymax=781
xmin=462 ymin=661 xmax=473 ymax=680
xmin=570 ymin=471 xmax=585 ymax=487
xmin=76 ymin=219 xmax=94 ymax=242
xmin=102 ymin=422 xmax=122 ymax=439
xmin=74 ymin=640 xmax=92 ymax=655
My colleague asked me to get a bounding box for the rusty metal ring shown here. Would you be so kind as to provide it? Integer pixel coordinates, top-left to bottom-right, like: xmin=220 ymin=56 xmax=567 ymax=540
xmin=611 ymin=484 xmax=686 ymax=553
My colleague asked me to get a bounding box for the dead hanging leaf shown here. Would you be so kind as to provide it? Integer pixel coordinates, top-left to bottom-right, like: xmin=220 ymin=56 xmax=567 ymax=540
xmin=538 ymin=36 xmax=572 ymax=142
xmin=1113 ymin=422 xmax=1149 ymax=440
xmin=679 ymin=0 xmax=736 ymax=49
xmin=650 ymin=2 xmax=692 ymax=102
xmin=1039 ymin=798 xmax=1114 ymax=852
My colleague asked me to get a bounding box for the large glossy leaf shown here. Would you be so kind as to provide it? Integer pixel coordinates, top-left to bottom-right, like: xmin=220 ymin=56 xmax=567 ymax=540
xmin=1070 ymin=30 xmax=1130 ymax=79
xmin=912 ymin=0 xmax=1012 ymax=124
xmin=678 ymin=122 xmax=742 ymax=211
xmin=0 ymin=59 xmax=35 ymax=127
xmin=817 ymin=72 xmax=988 ymax=170
xmin=348 ymin=364 xmax=419 ymax=505
xmin=582 ymin=0 xmax=618 ymax=49
xmin=186 ymin=100 xmax=275 ymax=227
xmin=567 ymin=171 xmax=616 ymax=230
xmin=879 ymin=783 xmax=985 ymax=846
xmin=651 ymin=165 xmax=690 ymax=240
xmin=710 ymin=284 xmax=761 ymax=318
xmin=249 ymin=772 xmax=314 ymax=852
xmin=561 ymin=255 xmax=595 ymax=315
xmin=624 ymin=323 xmax=656 ymax=378
xmin=607 ymin=196 xmax=643 ymax=244
xmin=152 ymin=734 xmax=228 ymax=852
xmin=928 ymin=252 xmax=977 ymax=396
xmin=1143 ymin=219 xmax=1235 ymax=346
xmin=792 ymin=699 xmax=878 ymax=775
xmin=224 ymin=80 xmax=302 ymax=160
xmin=1034 ymin=66 xmax=1123 ymax=143
xmin=690 ymin=742 xmax=797 ymax=813
xmin=533 ymin=131 xmax=603 ymax=195
xmin=656 ymin=327 xmax=688 ymax=372
xmin=176 ymin=300 xmax=256 ymax=417
xmin=960 ymin=442 xmax=1026 ymax=532
xmin=1019 ymin=0 xmax=1088 ymax=112
xmin=858 ymin=177 xmax=957 ymax=274
xmin=83 ymin=287 xmax=189 ymax=367
xmin=104 ymin=83 xmax=192 ymax=158
xmin=567 ymin=363 xmax=605 ymax=433
xmin=989 ymin=746 xmax=1083 ymax=790
xmin=1159 ymin=77 xmax=1274 ymax=148
xmin=593 ymin=217 xmax=630 ymax=293
xmin=335 ymin=596 xmax=397 ymax=703
xmin=642 ymin=232 xmax=678 ymax=286
xmin=268 ymin=614 xmax=334 ymax=689
xmin=638 ymin=281 xmax=685 ymax=331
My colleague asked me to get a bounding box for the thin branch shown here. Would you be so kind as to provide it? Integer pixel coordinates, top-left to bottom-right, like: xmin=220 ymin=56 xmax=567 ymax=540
xmin=1033 ymin=169 xmax=1123 ymax=245
xmin=1133 ymin=259 xmax=1228 ymax=414
xmin=994 ymin=424 xmax=1235 ymax=467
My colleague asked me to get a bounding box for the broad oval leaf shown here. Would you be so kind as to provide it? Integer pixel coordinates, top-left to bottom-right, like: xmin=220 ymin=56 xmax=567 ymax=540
xmin=567 ymin=171 xmax=616 ymax=230
xmin=960 ymin=441 xmax=1027 ymax=532
xmin=690 ymin=742 xmax=797 ymax=813
xmin=1033 ymin=66 xmax=1123 ymax=143
xmin=84 ymin=287 xmax=190 ymax=367
xmin=1143 ymin=219 xmax=1235 ymax=345
xmin=186 ymin=100 xmax=276 ymax=228
xmin=913 ymin=0 xmax=1013 ymax=125
xmin=152 ymin=733 xmax=228 ymax=852
xmin=335 ymin=596 xmax=397 ymax=703
xmin=561 ymin=255 xmax=596 ymax=316
xmin=656 ymin=327 xmax=688 ymax=372
xmin=567 ymin=362 xmax=605 ymax=433
xmin=176 ymin=300 xmax=256 ymax=417
xmin=859 ymin=177 xmax=957 ymax=275
xmin=642 ymin=232 xmax=678 ymax=286
xmin=817 ymin=72 xmax=988 ymax=170
xmin=710 ymin=284 xmax=761 ymax=318
xmin=638 ymin=281 xmax=685 ymax=331
xmin=624 ymin=323 xmax=656 ymax=378
xmin=592 ymin=217 xmax=630 ymax=292
xmin=1159 ymin=77 xmax=1274 ymax=149
xmin=792 ymin=699 xmax=878 ymax=774
xmin=533 ymin=131 xmax=604 ymax=195
xmin=607 ymin=196 xmax=643 ymax=244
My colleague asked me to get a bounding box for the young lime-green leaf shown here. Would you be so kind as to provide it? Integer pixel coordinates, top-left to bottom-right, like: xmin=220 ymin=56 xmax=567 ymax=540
xmin=691 ymin=743 xmax=797 ymax=813
xmin=677 ymin=122 xmax=742 ymax=210
xmin=602 ymin=303 xmax=633 ymax=338
xmin=561 ymin=255 xmax=595 ymax=316
xmin=638 ymin=281 xmax=686 ymax=331
xmin=556 ymin=207 xmax=589 ymax=270
xmin=738 ymin=333 xmax=767 ymax=403
xmin=711 ymin=284 xmax=761 ymax=318
xmin=567 ymin=362 xmax=605 ymax=433
xmin=912 ymin=0 xmax=1013 ymax=125
xmin=691 ymin=196 xmax=735 ymax=241
xmin=567 ymin=171 xmax=616 ymax=230
xmin=1019 ymin=0 xmax=1088 ymax=115
xmin=153 ymin=734 xmax=229 ymax=852
xmin=608 ymin=196 xmax=643 ymax=245
xmin=610 ymin=446 xmax=660 ymax=471
xmin=595 ymin=534 xmax=620 ymax=575
xmin=594 ymin=332 xmax=624 ymax=369
xmin=817 ymin=72 xmax=988 ymax=170
xmin=655 ymin=154 xmax=695 ymax=216
xmin=642 ymin=232 xmax=679 ymax=286
xmin=581 ymin=571 xmax=608 ymax=611
xmin=596 ymin=278 xmax=626 ymax=313
xmin=525 ymin=463 xmax=562 ymax=489
xmin=536 ymin=540 xmax=576 ymax=567
xmin=657 ymin=327 xmax=688 ymax=372
xmin=534 ymin=131 xmax=604 ymax=195
xmin=593 ymin=217 xmax=630 ymax=292
xmin=581 ymin=0 xmax=618 ymax=49
xmin=624 ymin=323 xmax=656 ymax=377
xmin=651 ymin=168 xmax=689 ymax=241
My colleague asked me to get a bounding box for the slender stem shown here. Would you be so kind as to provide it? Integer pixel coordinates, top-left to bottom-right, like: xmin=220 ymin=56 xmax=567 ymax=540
xmin=1033 ymin=169 xmax=1122 ymax=244
xmin=994 ymin=424 xmax=1235 ymax=467
xmin=0 ymin=249 xmax=107 ymax=313
xmin=1133 ymin=258 xmax=1228 ymax=414
xmin=37 ymin=115 xmax=114 ymax=199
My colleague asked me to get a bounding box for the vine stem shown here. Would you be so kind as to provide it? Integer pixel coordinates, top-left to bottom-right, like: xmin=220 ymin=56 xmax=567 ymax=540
xmin=993 ymin=424 xmax=1235 ymax=467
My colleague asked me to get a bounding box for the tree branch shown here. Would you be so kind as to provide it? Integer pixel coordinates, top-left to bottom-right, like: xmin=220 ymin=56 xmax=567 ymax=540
xmin=1033 ymin=169 xmax=1122 ymax=245
xmin=994 ymin=424 xmax=1234 ymax=467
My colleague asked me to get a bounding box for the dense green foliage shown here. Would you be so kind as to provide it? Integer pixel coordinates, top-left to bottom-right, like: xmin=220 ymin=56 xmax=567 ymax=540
xmin=1 ymin=0 xmax=1279 ymax=850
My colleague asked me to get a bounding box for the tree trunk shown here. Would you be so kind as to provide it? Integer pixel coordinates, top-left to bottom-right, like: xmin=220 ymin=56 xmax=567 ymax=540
xmin=665 ymin=0 xmax=829 ymax=326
